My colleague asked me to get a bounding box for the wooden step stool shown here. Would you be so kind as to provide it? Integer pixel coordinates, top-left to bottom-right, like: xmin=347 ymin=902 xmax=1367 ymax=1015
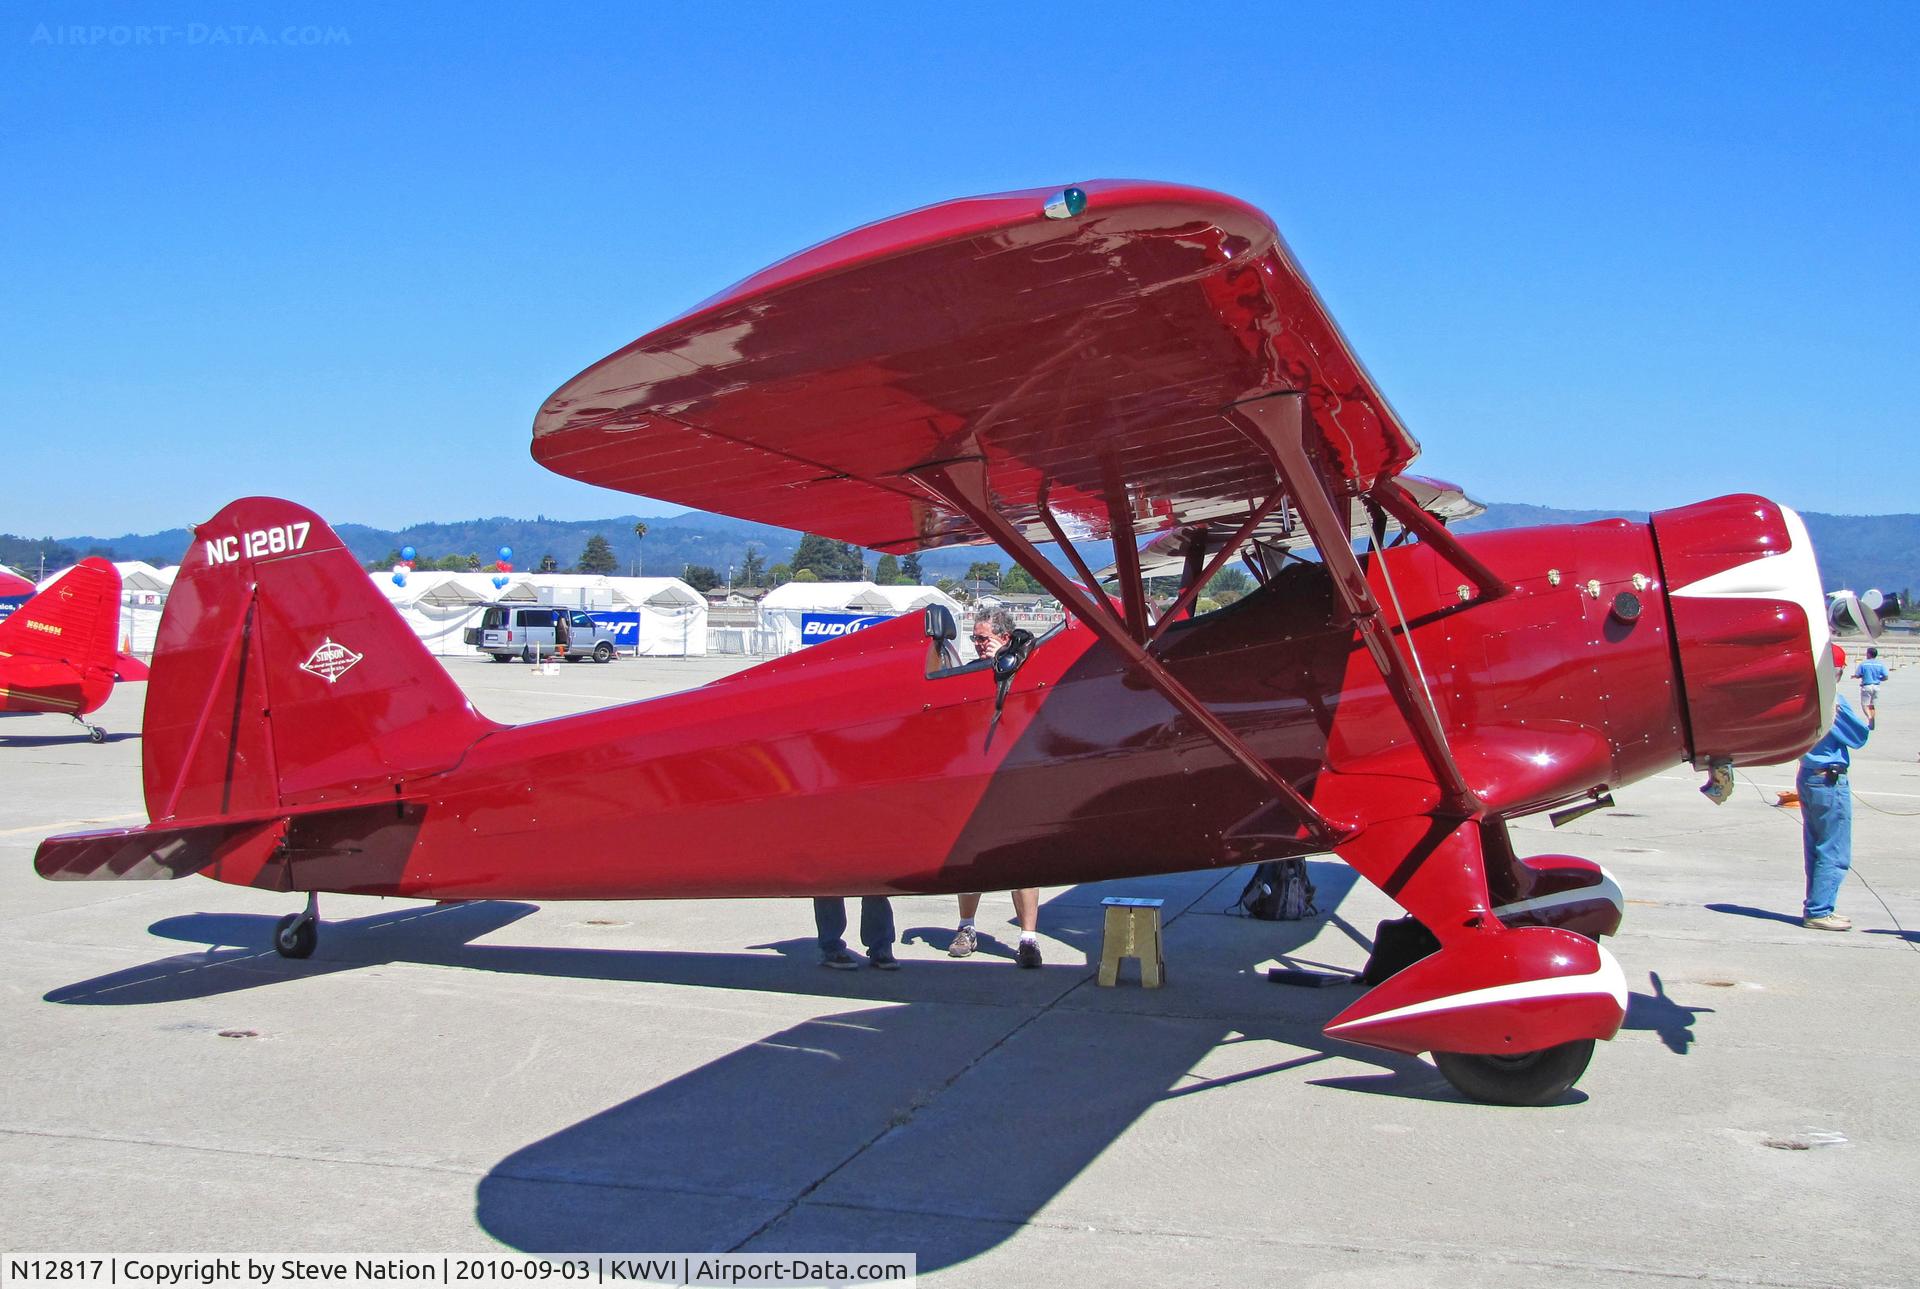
xmin=1098 ymin=896 xmax=1165 ymax=988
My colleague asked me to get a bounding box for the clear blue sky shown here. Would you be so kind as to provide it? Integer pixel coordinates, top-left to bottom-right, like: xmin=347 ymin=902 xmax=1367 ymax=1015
xmin=4 ymin=2 xmax=1914 ymax=537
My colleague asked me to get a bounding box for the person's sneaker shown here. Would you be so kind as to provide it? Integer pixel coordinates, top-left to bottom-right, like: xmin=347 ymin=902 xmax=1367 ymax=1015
xmin=820 ymin=948 xmax=862 ymax=969
xmin=868 ymin=952 xmax=901 ymax=971
xmin=948 ymin=926 xmax=978 ymax=958
xmin=1803 ymin=914 xmax=1853 ymax=931
xmin=1016 ymin=939 xmax=1043 ymax=969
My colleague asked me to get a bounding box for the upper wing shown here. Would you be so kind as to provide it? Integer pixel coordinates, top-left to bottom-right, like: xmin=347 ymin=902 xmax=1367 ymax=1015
xmin=533 ymin=180 xmax=1421 ymax=553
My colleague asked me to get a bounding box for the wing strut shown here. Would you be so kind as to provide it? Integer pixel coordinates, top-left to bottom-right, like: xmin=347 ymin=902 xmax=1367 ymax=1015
xmin=911 ymin=458 xmax=1350 ymax=850
xmin=1149 ymin=492 xmax=1290 ymax=644
xmin=1033 ymin=489 xmax=1120 ymax=629
xmin=1374 ymin=479 xmax=1507 ymax=603
xmin=1178 ymin=527 xmax=1208 ymax=623
xmin=1101 ymin=455 xmax=1150 ymax=642
xmin=1228 ymin=394 xmax=1482 ymax=819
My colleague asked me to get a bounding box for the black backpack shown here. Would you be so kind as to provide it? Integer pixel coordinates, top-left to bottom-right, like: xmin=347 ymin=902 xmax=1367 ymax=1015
xmin=1235 ymin=859 xmax=1317 ymax=920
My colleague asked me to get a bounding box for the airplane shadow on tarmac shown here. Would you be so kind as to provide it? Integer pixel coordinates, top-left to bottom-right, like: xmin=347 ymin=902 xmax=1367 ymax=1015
xmin=0 ymin=730 xmax=140 ymax=746
xmin=44 ymin=863 xmax=1698 ymax=1268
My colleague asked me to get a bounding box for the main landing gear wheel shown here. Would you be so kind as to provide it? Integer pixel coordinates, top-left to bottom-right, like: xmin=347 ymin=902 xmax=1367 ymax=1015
xmin=1433 ymin=1039 xmax=1595 ymax=1106
xmin=273 ymin=893 xmax=321 ymax=960
xmin=593 ymin=641 xmax=614 ymax=663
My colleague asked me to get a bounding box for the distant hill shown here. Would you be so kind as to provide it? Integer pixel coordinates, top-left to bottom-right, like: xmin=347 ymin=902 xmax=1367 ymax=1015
xmin=1458 ymin=504 xmax=1916 ymax=598
xmin=34 ymin=511 xmax=1049 ymax=584
xmin=25 ymin=501 xmax=1916 ymax=597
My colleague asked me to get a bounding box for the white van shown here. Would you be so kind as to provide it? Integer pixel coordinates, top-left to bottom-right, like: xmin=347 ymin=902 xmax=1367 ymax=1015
xmin=467 ymin=605 xmax=619 ymax=663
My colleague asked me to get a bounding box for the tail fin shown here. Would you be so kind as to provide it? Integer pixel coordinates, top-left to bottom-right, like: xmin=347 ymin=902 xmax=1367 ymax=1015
xmin=145 ymin=498 xmax=501 ymax=823
xmin=0 ymin=558 xmax=121 ymax=674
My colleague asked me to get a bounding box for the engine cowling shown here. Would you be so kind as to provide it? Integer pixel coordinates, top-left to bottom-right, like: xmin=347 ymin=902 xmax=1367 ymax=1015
xmin=1650 ymin=495 xmax=1832 ymax=767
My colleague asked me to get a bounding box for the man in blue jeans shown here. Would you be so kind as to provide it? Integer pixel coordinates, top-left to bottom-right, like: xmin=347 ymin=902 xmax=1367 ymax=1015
xmin=813 ymin=897 xmax=899 ymax=969
xmin=1798 ymin=647 xmax=1871 ymax=931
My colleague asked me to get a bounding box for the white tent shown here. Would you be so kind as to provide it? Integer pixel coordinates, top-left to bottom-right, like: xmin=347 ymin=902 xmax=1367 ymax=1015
xmin=373 ymin=571 xmax=709 ymax=656
xmin=852 ymin=584 xmax=960 ymax=614
xmin=757 ymin=581 xmax=962 ymax=654
xmin=115 ymin=561 xmax=177 ymax=653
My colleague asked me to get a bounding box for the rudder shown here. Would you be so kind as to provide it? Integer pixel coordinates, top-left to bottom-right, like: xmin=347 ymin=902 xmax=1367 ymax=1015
xmin=145 ymin=498 xmax=501 ymax=823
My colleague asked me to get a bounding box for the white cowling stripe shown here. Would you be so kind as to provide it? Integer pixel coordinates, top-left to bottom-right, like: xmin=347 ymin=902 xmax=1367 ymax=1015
xmin=1491 ymin=865 xmax=1624 ymax=919
xmin=1328 ymin=943 xmax=1628 ymax=1034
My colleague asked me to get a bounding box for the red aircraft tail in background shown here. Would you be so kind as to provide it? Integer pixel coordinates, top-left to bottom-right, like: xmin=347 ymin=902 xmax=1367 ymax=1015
xmin=0 ymin=557 xmax=132 ymax=742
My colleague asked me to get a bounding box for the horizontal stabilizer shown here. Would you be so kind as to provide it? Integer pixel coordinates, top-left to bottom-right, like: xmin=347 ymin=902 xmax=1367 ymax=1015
xmin=38 ymin=796 xmax=430 ymax=894
xmin=36 ymin=818 xmax=286 ymax=882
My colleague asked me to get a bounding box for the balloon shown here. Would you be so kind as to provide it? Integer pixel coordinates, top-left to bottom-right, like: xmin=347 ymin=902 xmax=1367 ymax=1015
xmin=498 ymin=546 xmax=513 ymax=561
xmin=492 ymin=575 xmax=509 ymax=589
xmin=400 ymin=546 xmax=417 ymax=562
xmin=391 ymin=572 xmax=407 ymax=587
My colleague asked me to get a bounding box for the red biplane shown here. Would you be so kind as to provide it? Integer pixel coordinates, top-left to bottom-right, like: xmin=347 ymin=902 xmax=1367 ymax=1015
xmin=1 ymin=557 xmax=147 ymax=743
xmin=36 ymin=181 xmax=1831 ymax=1104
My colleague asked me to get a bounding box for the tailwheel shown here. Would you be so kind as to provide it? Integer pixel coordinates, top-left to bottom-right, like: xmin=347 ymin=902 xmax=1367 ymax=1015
xmin=1433 ymin=1039 xmax=1595 ymax=1106
xmin=274 ymin=893 xmax=320 ymax=959
xmin=87 ymin=725 xmax=106 ymax=744
xmin=273 ymin=913 xmax=316 ymax=959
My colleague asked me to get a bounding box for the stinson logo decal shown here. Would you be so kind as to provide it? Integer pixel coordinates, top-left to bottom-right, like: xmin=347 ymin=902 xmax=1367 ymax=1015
xmin=299 ymin=637 xmax=363 ymax=684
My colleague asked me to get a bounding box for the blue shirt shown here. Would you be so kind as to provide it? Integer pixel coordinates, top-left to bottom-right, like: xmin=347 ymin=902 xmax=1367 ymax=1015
xmin=1858 ymin=660 xmax=1888 ymax=687
xmin=1801 ymin=695 xmax=1870 ymax=772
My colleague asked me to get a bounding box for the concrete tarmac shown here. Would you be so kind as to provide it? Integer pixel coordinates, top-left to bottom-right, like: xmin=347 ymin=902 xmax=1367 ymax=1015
xmin=3 ymin=652 xmax=1916 ymax=1286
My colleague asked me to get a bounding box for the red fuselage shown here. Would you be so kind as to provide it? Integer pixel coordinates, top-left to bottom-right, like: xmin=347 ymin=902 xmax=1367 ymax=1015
xmin=0 ymin=656 xmax=114 ymax=718
xmin=197 ymin=500 xmax=1819 ymax=905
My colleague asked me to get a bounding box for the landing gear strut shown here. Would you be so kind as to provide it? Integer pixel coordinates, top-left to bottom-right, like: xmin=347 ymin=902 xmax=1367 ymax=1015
xmin=72 ymin=716 xmax=106 ymax=744
xmin=274 ymin=893 xmax=320 ymax=959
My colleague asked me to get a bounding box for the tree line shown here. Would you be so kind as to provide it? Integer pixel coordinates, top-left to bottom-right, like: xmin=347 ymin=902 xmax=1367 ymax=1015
xmin=356 ymin=527 xmax=1270 ymax=610
xmin=362 ymin=529 xmax=931 ymax=593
